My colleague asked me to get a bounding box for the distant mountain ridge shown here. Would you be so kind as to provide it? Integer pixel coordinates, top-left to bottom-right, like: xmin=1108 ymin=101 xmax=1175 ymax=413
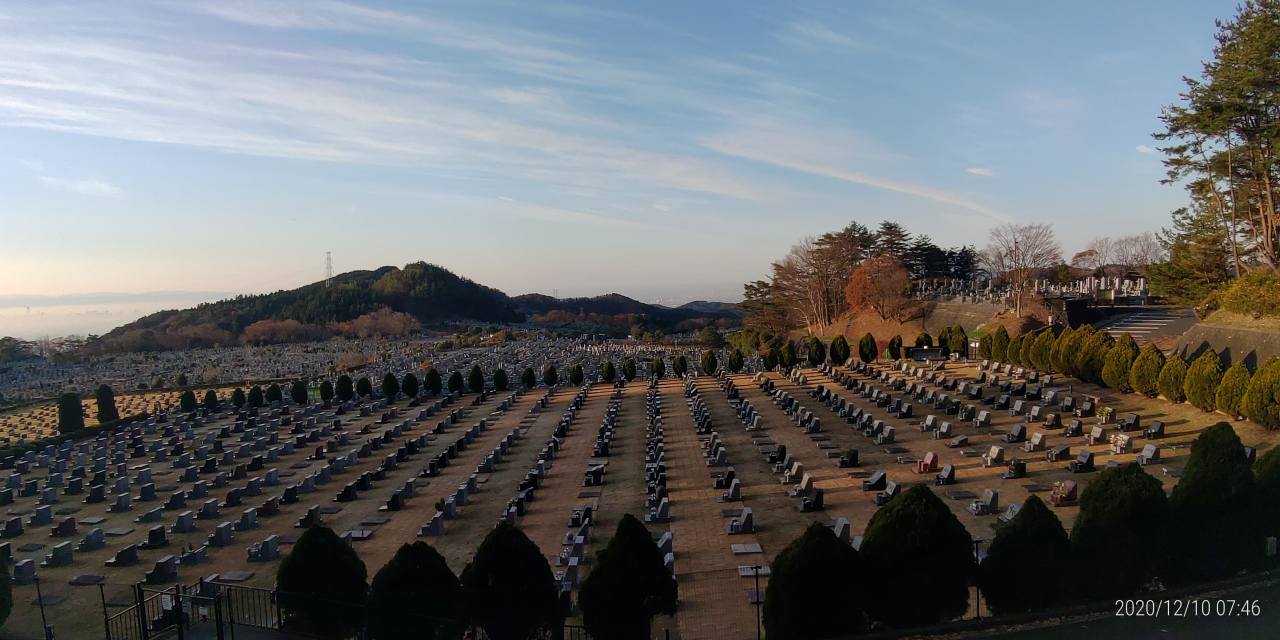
xmin=82 ymin=262 xmax=739 ymax=353
xmin=512 ymin=293 xmax=741 ymax=322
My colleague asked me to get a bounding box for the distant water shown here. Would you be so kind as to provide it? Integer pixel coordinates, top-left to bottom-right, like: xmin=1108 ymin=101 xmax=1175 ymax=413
xmin=0 ymin=293 xmax=228 ymax=339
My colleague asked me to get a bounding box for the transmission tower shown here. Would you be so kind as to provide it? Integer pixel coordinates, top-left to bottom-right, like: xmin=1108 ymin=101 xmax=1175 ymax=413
xmin=325 ymin=251 xmax=333 ymax=287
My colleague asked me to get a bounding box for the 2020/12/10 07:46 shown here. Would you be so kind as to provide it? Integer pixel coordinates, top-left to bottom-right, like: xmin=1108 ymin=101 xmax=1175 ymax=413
xmin=1115 ymin=599 xmax=1263 ymax=617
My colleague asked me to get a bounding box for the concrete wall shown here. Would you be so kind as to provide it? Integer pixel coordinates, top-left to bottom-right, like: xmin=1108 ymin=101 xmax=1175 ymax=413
xmin=1174 ymin=323 xmax=1280 ymax=369
xmin=920 ymin=301 xmax=1003 ymax=334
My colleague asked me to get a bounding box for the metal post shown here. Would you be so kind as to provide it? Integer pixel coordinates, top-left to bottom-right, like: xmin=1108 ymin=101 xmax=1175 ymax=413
xmin=100 ymin=583 xmax=112 ymax=640
xmin=972 ymin=538 xmax=984 ymax=621
xmin=34 ymin=577 xmax=51 ymax=639
xmin=214 ymin=593 xmax=225 ymax=640
xmin=753 ymin=565 xmax=762 ymax=640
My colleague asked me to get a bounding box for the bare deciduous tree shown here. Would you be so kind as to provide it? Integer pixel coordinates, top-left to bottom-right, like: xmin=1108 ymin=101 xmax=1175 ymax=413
xmin=983 ymin=223 xmax=1062 ymax=317
xmin=1113 ymin=232 xmax=1166 ymax=271
xmin=770 ymin=239 xmax=842 ymax=335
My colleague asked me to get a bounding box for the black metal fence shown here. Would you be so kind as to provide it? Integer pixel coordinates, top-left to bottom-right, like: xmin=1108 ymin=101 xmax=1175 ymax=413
xmin=104 ymin=580 xmax=592 ymax=640
xmin=104 ymin=582 xmax=221 ymax=640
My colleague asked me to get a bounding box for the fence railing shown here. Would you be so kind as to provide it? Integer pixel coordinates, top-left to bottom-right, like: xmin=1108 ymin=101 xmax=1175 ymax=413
xmin=104 ymin=580 xmax=600 ymax=640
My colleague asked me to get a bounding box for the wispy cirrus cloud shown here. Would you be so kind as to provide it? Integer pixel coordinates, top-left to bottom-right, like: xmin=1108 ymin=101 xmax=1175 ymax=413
xmin=701 ymin=120 xmax=1010 ymax=222
xmin=1135 ymin=145 xmax=1155 ymax=154
xmin=0 ymin=4 xmax=769 ymax=204
xmin=38 ymin=176 xmax=124 ymax=197
xmin=966 ymin=167 xmax=996 ymax=177
xmin=782 ymin=20 xmax=874 ymax=52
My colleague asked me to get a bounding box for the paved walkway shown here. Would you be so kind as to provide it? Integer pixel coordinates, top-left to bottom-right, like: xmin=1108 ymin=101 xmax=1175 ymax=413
xmin=663 ymin=378 xmax=765 ymax=640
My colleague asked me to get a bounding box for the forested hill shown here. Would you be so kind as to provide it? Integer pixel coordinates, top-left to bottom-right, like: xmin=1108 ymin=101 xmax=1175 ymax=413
xmin=512 ymin=293 xmax=741 ymax=323
xmin=86 ymin=262 xmax=521 ymax=353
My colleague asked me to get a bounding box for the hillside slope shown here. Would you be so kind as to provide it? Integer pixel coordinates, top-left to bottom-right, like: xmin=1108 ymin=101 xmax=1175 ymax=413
xmin=89 ymin=262 xmax=520 ymax=352
xmin=512 ymin=292 xmax=740 ymax=324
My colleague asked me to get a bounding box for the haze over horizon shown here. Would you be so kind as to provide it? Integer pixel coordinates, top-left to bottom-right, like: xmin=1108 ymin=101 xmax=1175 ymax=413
xmin=0 ymin=0 xmax=1234 ymax=338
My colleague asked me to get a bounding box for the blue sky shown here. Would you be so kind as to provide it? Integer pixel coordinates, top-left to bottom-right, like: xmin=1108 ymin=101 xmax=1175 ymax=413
xmin=0 ymin=0 xmax=1233 ymax=317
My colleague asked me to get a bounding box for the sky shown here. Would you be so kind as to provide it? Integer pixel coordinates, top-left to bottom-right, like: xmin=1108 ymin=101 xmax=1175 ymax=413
xmin=0 ymin=0 xmax=1237 ymax=337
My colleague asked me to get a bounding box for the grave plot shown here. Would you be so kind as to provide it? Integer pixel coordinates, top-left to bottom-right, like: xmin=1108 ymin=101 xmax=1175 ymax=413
xmin=657 ymin=378 xmax=764 ymax=640
xmin=727 ymin=373 xmax=876 ymax=539
xmin=356 ymin=389 xmax=562 ymax=573
xmin=515 ymin=382 xmax=626 ymax=605
xmin=0 ymin=386 xmax=509 ymax=639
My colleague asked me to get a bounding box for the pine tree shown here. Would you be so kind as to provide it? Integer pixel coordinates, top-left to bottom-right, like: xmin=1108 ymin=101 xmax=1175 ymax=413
xmin=1168 ymin=423 xmax=1259 ymax=582
xmin=763 ymin=347 xmax=780 ymax=370
xmin=1071 ymin=464 xmax=1170 ymax=599
xmin=1102 ymin=334 xmax=1140 ymax=391
xmin=887 ymin=335 xmax=904 ymax=360
xmin=728 ymin=349 xmax=745 ymax=373
xmin=1130 ymin=343 xmax=1167 ymax=397
xmin=1049 ymin=326 xmax=1075 ymax=373
xmin=1158 ymin=355 xmax=1189 ymax=403
xmin=948 ymin=326 xmax=970 ymax=358
xmin=873 ymin=220 xmax=911 ymax=258
xmin=0 ymin=558 xmax=11 ymax=628
xmin=292 ymin=380 xmax=309 ymax=405
xmin=915 ymin=332 xmax=934 ymax=348
xmin=763 ymin=522 xmax=865 ymax=639
xmin=493 ymin=368 xmax=509 ymax=391
xmin=990 ymin=326 xmax=1010 ymax=362
xmin=521 ymin=367 xmax=536 ymax=390
xmin=1029 ymin=329 xmax=1055 ymax=371
xmin=248 ymin=385 xmax=265 ymax=408
xmin=861 ymin=485 xmax=971 ymax=627
xmin=368 ymin=542 xmax=461 ymax=640
xmin=1077 ymin=330 xmax=1117 ymax=385
xmin=622 ymin=358 xmax=637 ymax=381
xmin=673 ymin=355 xmax=688 ymax=377
xmin=858 ymin=333 xmax=878 ymax=363
xmin=319 ymin=380 xmax=334 ymax=403
xmin=650 ymin=357 xmax=666 ymax=379
xmin=978 ymin=334 xmax=992 ymax=359
xmin=805 ymin=337 xmax=826 ymax=366
xmin=401 ymin=372 xmax=420 ymax=399
xmin=829 ymin=335 xmax=851 ymax=364
xmin=447 ymin=371 xmax=464 ymax=394
xmin=380 ymin=373 xmax=399 ymax=400
xmin=180 ymin=389 xmax=197 ymax=413
xmin=1020 ymin=330 xmax=1041 ymax=368
xmin=266 ymin=383 xmax=284 ymax=404
xmin=57 ymin=392 xmax=84 ymax=434
xmin=232 ymin=387 xmax=247 ymax=408
xmin=336 ymin=375 xmax=354 ymax=402
xmin=601 ymin=360 xmax=617 ymax=383
xmin=468 ymin=366 xmax=485 ymax=393
xmin=1217 ymin=362 xmax=1253 ymax=417
xmin=203 ymin=389 xmax=220 ymax=412
xmin=579 ymin=515 xmax=677 ymax=640
xmin=95 ymin=384 xmax=119 ymax=424
xmin=461 ymin=522 xmax=560 ymax=640
xmin=425 ymin=368 xmax=443 ymax=395
xmin=355 ymin=377 xmax=372 ymax=398
xmin=542 ymin=365 xmax=558 ymax=387
xmin=277 ymin=525 xmax=368 ymax=638
xmin=700 ymin=350 xmax=718 ymax=375
xmin=978 ymin=496 xmax=1072 ymax=614
xmin=780 ymin=342 xmax=798 ymax=368
xmin=1255 ymin=447 xmax=1280 ymax=539
xmin=1146 ymin=205 xmax=1232 ymax=306
xmin=1184 ymin=350 xmax=1224 ymax=411
xmin=904 ymin=235 xmax=949 ymax=279
xmin=1005 ymin=335 xmax=1023 ymax=366
xmin=1242 ymin=357 xmax=1280 ymax=429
